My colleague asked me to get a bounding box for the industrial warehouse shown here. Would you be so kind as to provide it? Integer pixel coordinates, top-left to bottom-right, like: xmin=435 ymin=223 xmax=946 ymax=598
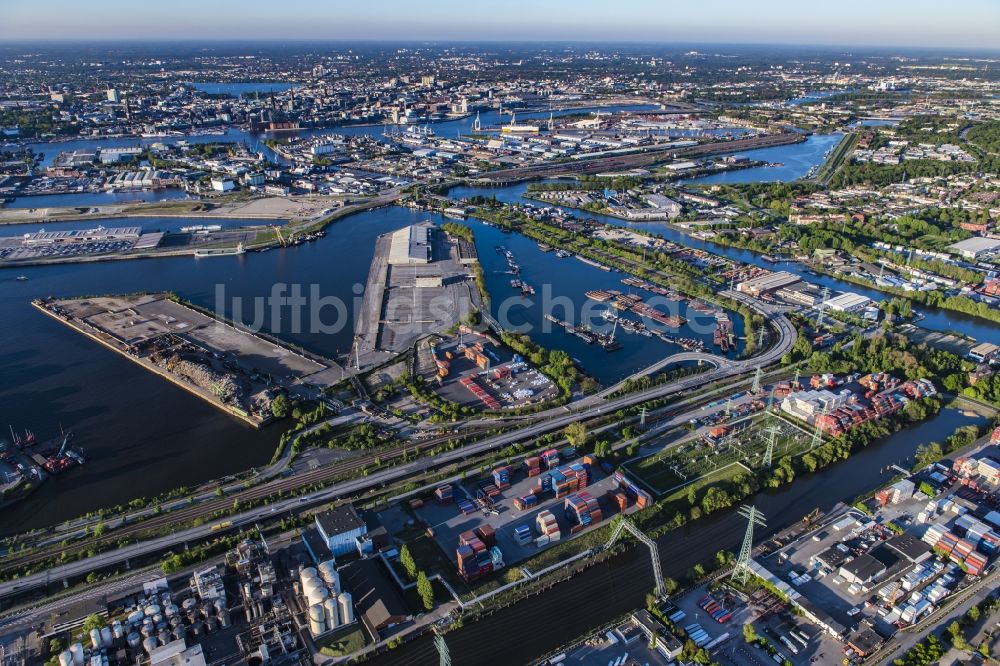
xmin=353 ymin=222 xmax=478 ymax=368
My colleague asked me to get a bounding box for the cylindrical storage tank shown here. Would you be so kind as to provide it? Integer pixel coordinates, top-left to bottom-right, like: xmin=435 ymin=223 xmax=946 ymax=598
xmin=140 ymin=623 xmax=154 ymax=639
xmin=111 ymin=620 xmax=124 ymax=640
xmin=206 ymin=617 xmax=217 ymax=633
xmin=142 ymin=637 xmax=158 ymax=655
xmin=324 ymin=597 xmax=340 ymax=629
xmin=172 ymin=626 xmax=186 ymax=642
xmin=59 ymin=651 xmax=73 ymax=666
xmin=300 ymin=566 xmax=317 ymax=583
xmin=214 ymin=599 xmax=226 ymax=615
xmin=164 ymin=604 xmax=178 ymax=618
xmin=127 ymin=610 xmax=144 ymax=626
xmin=306 ymin=585 xmax=328 ymax=608
xmin=100 ymin=627 xmax=112 ymax=647
xmin=308 ymin=603 xmax=325 ymax=635
xmin=338 ymin=593 xmax=355 ymax=624
xmin=157 ymin=630 xmax=170 ymax=646
xmin=144 ymin=604 xmax=160 ymax=617
xmin=69 ymin=644 xmax=84 ymax=666
xmin=317 ymin=560 xmax=336 ymax=584
xmin=302 ymin=577 xmax=322 ymax=600
xmin=182 ymin=598 xmax=197 ymax=611
xmin=89 ymin=629 xmax=103 ymax=650
xmin=126 ymin=633 xmax=141 ymax=650
xmin=328 ymin=571 xmax=341 ymax=594
xmin=169 ymin=616 xmax=182 ymax=629
xmin=218 ymin=608 xmax=231 ymax=629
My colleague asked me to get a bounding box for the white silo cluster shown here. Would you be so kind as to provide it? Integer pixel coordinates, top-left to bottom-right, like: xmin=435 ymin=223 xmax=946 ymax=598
xmin=297 ymin=559 xmax=354 ymax=637
xmin=58 ymin=588 xmax=232 ymax=665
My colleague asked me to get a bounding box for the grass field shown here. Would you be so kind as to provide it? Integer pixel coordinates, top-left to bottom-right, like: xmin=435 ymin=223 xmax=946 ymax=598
xmin=660 ymin=462 xmax=752 ymax=503
xmin=624 ymin=414 xmax=814 ymax=496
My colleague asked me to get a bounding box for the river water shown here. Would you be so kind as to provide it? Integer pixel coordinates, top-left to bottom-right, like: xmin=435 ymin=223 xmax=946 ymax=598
xmin=0 ymin=207 xmax=417 ymax=532
xmin=0 ymin=200 xmax=712 ymax=530
xmin=3 ymin=107 xmax=997 ymax=533
xmin=448 ymin=171 xmax=1000 ymax=347
xmin=370 ymin=403 xmax=988 ymax=666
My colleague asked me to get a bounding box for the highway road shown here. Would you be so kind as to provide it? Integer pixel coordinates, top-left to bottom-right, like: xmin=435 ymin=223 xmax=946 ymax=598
xmin=0 ymin=294 xmax=794 ymax=601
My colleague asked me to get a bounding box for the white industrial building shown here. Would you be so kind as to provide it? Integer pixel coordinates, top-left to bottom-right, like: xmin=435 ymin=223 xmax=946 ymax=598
xmin=98 ymin=146 xmax=143 ymax=164
xmin=822 ymin=292 xmax=873 ymax=313
xmin=948 ymin=237 xmax=1000 ymax=260
xmin=315 ymin=505 xmax=368 ymax=557
xmin=781 ymin=389 xmax=852 ymax=422
xmin=737 ymin=271 xmax=802 ymax=297
xmin=211 ymin=177 xmax=235 ymax=192
xmin=387 ymin=222 xmax=434 ymax=265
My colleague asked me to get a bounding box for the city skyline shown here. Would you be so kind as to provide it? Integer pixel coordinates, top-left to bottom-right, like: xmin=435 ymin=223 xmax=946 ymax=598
xmin=3 ymin=0 xmax=1000 ymax=49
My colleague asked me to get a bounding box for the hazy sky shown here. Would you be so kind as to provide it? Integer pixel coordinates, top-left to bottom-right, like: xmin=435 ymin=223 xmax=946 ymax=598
xmin=2 ymin=0 xmax=998 ymax=49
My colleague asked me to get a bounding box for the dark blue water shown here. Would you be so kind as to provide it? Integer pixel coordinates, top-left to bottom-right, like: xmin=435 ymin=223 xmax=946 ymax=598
xmin=371 ymin=402 xmax=988 ymax=666
xmin=465 ymin=217 xmax=745 ymax=383
xmin=787 ymin=90 xmax=852 ymax=106
xmin=18 ymin=104 xmax=663 ymax=171
xmin=0 ymin=208 xmax=418 ymax=531
xmin=0 ymin=200 xmax=743 ymax=529
xmin=5 ymin=189 xmax=193 ymax=209
xmin=0 ymin=216 xmax=282 ymax=237
xmin=186 ymin=82 xmax=295 ymax=97
xmin=23 ymin=130 xmax=280 ymax=168
xmin=681 ymin=134 xmax=843 ymax=184
xmin=448 ymin=181 xmax=1000 ymax=347
xmin=854 ymin=119 xmax=900 ymax=127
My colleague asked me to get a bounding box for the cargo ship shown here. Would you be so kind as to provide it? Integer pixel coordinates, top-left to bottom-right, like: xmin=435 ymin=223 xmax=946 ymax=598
xmin=713 ymin=312 xmax=735 ymax=352
xmin=631 ymin=302 xmax=686 ymax=328
xmin=194 ymin=243 xmax=245 ymax=258
xmin=14 ymin=429 xmax=87 ymax=475
xmin=585 ymin=290 xmax=614 ymax=302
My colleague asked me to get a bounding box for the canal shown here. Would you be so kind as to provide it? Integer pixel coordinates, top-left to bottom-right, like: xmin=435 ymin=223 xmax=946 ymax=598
xmin=448 ymin=171 xmax=1000 ymax=347
xmin=0 ymin=201 xmax=713 ymax=531
xmin=368 ymin=402 xmax=989 ymax=666
xmin=0 ymin=207 xmax=418 ymax=532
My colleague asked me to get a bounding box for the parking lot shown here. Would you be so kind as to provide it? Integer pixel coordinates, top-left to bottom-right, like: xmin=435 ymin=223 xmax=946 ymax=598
xmin=666 ymin=580 xmax=840 ymax=666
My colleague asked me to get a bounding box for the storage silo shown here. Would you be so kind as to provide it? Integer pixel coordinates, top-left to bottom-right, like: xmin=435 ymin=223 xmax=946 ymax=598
xmin=100 ymin=627 xmax=112 ymax=647
xmin=317 ymin=560 xmax=337 ymax=585
xmin=306 ymin=584 xmax=328 ymax=608
xmin=89 ymin=629 xmax=103 ymax=650
xmin=69 ymin=643 xmax=84 ymax=666
xmin=308 ymin=604 xmax=326 ymax=636
xmin=337 ymin=592 xmax=355 ymax=624
xmin=58 ymin=651 xmax=73 ymax=666
xmin=323 ymin=597 xmax=340 ymax=629
xmin=299 ymin=567 xmax=318 ymax=585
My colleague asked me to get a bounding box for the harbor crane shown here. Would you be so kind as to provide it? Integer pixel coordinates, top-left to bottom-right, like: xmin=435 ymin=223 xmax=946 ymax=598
xmin=271 ymin=224 xmax=288 ymax=247
xmin=603 ymin=517 xmax=666 ymax=598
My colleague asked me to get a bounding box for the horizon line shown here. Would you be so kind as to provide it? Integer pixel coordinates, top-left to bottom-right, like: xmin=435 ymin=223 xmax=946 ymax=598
xmin=1 ymin=37 xmax=999 ymax=53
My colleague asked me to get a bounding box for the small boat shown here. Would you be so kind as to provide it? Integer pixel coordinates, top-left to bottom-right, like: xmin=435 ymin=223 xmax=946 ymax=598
xmin=16 ymin=275 xmax=28 ymax=281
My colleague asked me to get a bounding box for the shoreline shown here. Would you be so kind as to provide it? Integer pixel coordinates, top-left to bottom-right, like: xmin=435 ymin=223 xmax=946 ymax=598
xmin=32 ymin=297 xmax=268 ymax=429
